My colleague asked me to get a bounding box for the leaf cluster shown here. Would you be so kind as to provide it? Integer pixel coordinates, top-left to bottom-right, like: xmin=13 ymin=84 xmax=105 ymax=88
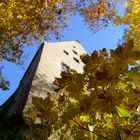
xmin=114 ymin=0 xmax=140 ymax=51
xmin=0 ymin=0 xmax=118 ymax=62
xmin=23 ymin=39 xmax=140 ymax=140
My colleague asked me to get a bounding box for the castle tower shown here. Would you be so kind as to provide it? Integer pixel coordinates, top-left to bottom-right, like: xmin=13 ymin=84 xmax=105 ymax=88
xmin=26 ymin=41 xmax=87 ymax=107
xmin=0 ymin=41 xmax=87 ymax=118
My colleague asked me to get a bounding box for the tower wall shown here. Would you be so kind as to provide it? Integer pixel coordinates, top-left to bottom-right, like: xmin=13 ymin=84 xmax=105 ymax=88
xmin=25 ymin=41 xmax=87 ymax=108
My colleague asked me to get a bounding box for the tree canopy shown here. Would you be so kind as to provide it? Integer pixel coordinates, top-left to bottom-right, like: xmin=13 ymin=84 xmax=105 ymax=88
xmin=0 ymin=0 xmax=118 ymax=62
xmin=0 ymin=67 xmax=9 ymax=90
xmin=114 ymin=0 xmax=140 ymax=51
xmin=0 ymin=0 xmax=120 ymax=90
xmin=3 ymin=39 xmax=140 ymax=140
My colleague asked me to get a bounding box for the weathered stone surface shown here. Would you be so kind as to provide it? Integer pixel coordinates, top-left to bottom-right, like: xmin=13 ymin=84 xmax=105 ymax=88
xmin=0 ymin=44 xmax=44 ymax=118
xmin=25 ymin=41 xmax=87 ymax=109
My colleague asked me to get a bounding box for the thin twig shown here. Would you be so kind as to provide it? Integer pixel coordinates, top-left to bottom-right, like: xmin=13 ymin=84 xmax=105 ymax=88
xmin=70 ymin=117 xmax=108 ymax=139
xmin=56 ymin=106 xmax=108 ymax=140
xmin=117 ymin=126 xmax=122 ymax=140
xmin=124 ymin=120 xmax=140 ymax=140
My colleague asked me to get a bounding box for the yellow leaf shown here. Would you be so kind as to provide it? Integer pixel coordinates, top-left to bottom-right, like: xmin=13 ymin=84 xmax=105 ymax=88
xmin=116 ymin=107 xmax=129 ymax=117
xmin=118 ymin=81 xmax=127 ymax=90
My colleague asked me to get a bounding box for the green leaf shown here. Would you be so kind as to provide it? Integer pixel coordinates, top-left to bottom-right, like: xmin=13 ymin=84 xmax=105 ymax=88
xmin=80 ymin=115 xmax=90 ymax=123
xmin=116 ymin=107 xmax=129 ymax=117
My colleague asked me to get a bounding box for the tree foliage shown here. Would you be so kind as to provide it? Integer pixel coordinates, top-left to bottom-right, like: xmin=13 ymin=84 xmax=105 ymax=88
xmin=0 ymin=0 xmax=120 ymax=90
xmin=0 ymin=67 xmax=10 ymax=90
xmin=114 ymin=0 xmax=140 ymax=50
xmin=20 ymin=39 xmax=140 ymax=140
xmin=0 ymin=0 xmax=70 ymax=62
xmin=0 ymin=0 xmax=118 ymax=62
xmin=55 ymin=40 xmax=140 ymax=139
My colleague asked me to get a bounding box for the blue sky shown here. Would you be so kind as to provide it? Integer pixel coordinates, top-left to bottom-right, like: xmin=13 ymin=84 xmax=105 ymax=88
xmin=0 ymin=13 xmax=125 ymax=105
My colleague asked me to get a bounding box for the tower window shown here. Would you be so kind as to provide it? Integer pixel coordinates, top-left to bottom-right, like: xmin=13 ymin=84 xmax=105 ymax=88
xmin=63 ymin=50 xmax=69 ymax=55
xmin=73 ymin=50 xmax=78 ymax=55
xmin=73 ymin=57 xmax=79 ymax=63
xmin=73 ymin=46 xmax=76 ymax=48
xmin=61 ymin=62 xmax=70 ymax=72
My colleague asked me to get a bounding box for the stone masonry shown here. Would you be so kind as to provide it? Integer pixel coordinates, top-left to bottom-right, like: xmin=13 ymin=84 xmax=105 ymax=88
xmin=25 ymin=41 xmax=87 ymax=109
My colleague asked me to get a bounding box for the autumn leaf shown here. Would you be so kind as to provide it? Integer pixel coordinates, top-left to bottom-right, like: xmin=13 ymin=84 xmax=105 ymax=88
xmin=116 ymin=106 xmax=129 ymax=117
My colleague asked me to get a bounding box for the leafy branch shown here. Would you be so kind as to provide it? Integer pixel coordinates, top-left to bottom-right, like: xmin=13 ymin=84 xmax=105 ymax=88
xmin=124 ymin=120 xmax=140 ymax=140
xmin=56 ymin=106 xmax=108 ymax=139
xmin=117 ymin=126 xmax=122 ymax=140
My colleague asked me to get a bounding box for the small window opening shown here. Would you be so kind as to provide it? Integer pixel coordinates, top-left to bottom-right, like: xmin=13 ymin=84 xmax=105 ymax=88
xmin=61 ymin=62 xmax=70 ymax=72
xmin=73 ymin=57 xmax=79 ymax=63
xmin=73 ymin=46 xmax=76 ymax=48
xmin=63 ymin=50 xmax=69 ymax=55
xmin=73 ymin=50 xmax=78 ymax=55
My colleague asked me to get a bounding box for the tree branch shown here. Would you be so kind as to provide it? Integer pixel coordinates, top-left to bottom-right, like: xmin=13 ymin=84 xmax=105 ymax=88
xmin=70 ymin=117 xmax=108 ymax=139
xmin=124 ymin=120 xmax=140 ymax=140
xmin=116 ymin=126 xmax=122 ymax=140
xmin=56 ymin=106 xmax=108 ymax=140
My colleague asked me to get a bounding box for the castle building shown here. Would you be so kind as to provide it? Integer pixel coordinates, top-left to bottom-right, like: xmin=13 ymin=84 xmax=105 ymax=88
xmin=0 ymin=41 xmax=87 ymax=118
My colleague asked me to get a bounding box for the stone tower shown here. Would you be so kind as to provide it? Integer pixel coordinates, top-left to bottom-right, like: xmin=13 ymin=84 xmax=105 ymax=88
xmin=0 ymin=41 xmax=87 ymax=118
xmin=25 ymin=41 xmax=87 ymax=108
